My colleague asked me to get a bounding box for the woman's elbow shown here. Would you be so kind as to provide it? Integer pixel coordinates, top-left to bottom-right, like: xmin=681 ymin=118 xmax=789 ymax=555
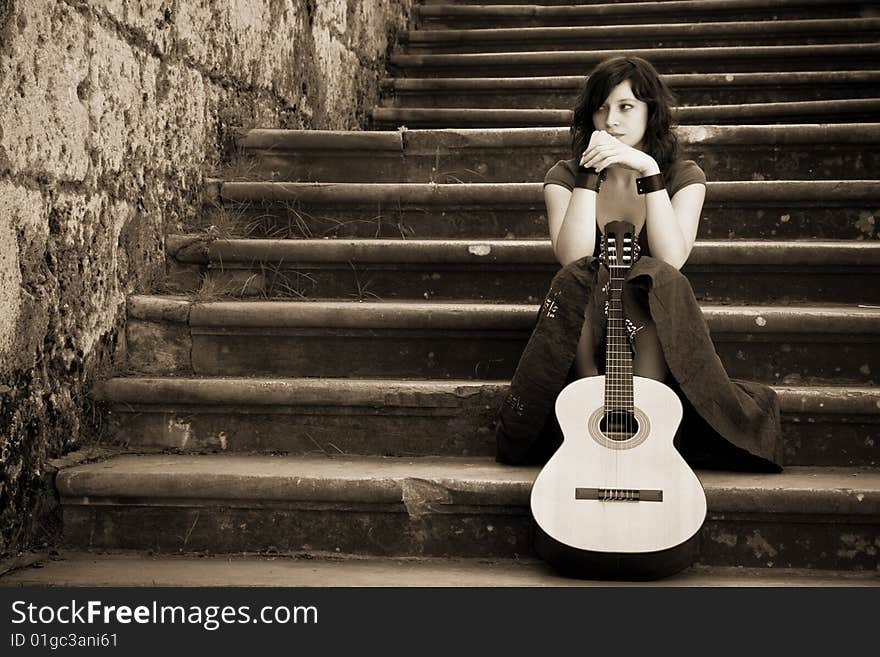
xmin=551 ymin=240 xmax=563 ymax=266
xmin=669 ymin=256 xmax=688 ymax=271
xmin=553 ymin=236 xmax=594 ymax=267
xmin=555 ymin=245 xmax=589 ymax=268
xmin=660 ymin=249 xmax=691 ymax=271
xmin=556 ymin=250 xmax=574 ymax=267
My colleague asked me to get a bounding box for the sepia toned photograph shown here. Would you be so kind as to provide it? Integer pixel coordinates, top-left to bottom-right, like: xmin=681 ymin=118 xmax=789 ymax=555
xmin=1 ymin=0 xmax=877 ymax=619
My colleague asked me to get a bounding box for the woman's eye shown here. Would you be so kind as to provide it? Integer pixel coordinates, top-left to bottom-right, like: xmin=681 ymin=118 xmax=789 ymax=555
xmin=621 ymin=104 xmax=633 ymax=110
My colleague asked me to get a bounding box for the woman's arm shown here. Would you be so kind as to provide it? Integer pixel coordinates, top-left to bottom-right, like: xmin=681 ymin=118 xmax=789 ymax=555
xmin=545 ymin=184 xmax=598 ymax=267
xmin=582 ymin=138 xmax=707 ymax=270
xmin=643 ymin=180 xmax=706 ymax=270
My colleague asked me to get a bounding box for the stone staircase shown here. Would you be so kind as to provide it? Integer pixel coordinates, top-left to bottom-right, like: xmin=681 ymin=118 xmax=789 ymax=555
xmin=55 ymin=0 xmax=880 ymax=584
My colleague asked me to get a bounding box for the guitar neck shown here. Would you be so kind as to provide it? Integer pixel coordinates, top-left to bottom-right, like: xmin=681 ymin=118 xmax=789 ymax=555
xmin=604 ymin=264 xmax=634 ymax=414
xmin=600 ymin=221 xmax=639 ymax=415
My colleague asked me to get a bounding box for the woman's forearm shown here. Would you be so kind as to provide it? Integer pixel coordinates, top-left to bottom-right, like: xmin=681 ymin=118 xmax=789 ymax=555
xmin=643 ymin=189 xmax=689 ymax=269
xmin=637 ymin=158 xmax=689 ymax=269
xmin=554 ymin=188 xmax=598 ymax=266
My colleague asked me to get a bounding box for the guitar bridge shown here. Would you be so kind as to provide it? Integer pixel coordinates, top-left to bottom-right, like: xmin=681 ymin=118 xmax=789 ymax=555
xmin=575 ymin=488 xmax=663 ymax=502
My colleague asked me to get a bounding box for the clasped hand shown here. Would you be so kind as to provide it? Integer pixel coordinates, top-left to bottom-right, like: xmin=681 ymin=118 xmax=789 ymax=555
xmin=579 ymin=131 xmax=658 ymax=175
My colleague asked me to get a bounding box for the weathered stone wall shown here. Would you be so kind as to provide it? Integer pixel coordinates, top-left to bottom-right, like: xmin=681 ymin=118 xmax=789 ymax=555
xmin=0 ymin=0 xmax=413 ymax=555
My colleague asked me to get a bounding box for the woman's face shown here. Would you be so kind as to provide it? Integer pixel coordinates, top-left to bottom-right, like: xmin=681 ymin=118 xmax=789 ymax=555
xmin=591 ymin=79 xmax=649 ymax=150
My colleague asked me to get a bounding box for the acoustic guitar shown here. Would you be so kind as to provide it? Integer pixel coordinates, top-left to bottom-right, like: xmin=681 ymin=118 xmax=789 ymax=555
xmin=530 ymin=220 xmax=707 ymax=580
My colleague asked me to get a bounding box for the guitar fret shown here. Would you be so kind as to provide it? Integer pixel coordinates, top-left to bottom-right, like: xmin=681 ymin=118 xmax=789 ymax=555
xmin=603 ymin=227 xmax=636 ymax=414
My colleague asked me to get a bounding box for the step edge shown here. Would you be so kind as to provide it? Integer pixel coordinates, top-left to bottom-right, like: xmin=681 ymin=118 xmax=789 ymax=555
xmin=54 ymin=454 xmax=880 ymax=516
xmin=95 ymin=376 xmax=880 ymax=415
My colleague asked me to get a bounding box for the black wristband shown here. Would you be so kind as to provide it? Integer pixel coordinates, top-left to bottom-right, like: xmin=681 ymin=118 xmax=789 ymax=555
xmin=636 ymin=172 xmax=665 ymax=194
xmin=574 ymin=166 xmax=605 ymax=192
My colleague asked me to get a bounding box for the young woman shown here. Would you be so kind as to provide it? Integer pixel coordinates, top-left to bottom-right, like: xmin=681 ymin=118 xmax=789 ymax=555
xmin=495 ymin=56 xmax=784 ymax=472
xmin=546 ymin=56 xmax=706 ymax=383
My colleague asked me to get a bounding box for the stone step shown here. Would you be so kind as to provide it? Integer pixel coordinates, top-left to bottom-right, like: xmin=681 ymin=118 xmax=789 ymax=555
xmin=416 ymin=0 xmax=872 ymax=28
xmin=56 ymin=453 xmax=880 ymax=569
xmin=233 ymin=124 xmax=880 ymax=181
xmin=371 ymin=99 xmax=880 ymax=128
xmin=166 ymin=236 xmax=880 ymax=305
xmin=207 ymin=180 xmax=880 ymax=240
xmin=3 ymin=550 xmax=878 ymax=587
xmin=95 ymin=377 xmax=880 ymax=467
xmin=124 ymin=296 xmax=880 ymax=384
xmin=401 ymin=18 xmax=880 ymax=54
xmin=388 ymin=43 xmax=880 ymax=76
xmin=380 ymin=72 xmax=880 ymax=108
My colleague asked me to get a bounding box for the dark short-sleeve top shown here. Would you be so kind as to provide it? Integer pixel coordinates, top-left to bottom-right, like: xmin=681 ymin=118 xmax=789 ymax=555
xmin=543 ymin=158 xmax=707 ymax=258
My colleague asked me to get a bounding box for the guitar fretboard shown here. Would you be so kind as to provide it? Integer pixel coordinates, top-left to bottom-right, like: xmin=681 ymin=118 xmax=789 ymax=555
xmin=603 ymin=251 xmax=635 ymax=415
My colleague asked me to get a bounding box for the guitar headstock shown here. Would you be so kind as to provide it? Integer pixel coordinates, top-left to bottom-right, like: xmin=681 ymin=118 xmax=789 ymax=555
xmin=599 ymin=221 xmax=640 ymax=271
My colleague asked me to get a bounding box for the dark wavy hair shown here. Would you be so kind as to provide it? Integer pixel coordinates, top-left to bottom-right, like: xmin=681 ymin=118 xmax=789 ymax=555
xmin=570 ymin=56 xmax=679 ymax=170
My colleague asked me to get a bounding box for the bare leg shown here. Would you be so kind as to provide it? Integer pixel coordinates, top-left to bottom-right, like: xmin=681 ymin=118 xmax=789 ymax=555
xmin=574 ymin=310 xmax=599 ymax=378
xmin=632 ymin=319 xmax=669 ymax=382
xmin=574 ymin=311 xmax=668 ymax=383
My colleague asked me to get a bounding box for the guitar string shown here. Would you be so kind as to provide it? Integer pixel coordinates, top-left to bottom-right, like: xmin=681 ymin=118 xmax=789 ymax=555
xmin=625 ymin=237 xmax=629 ymax=446
xmin=606 ymin=234 xmax=614 ymax=491
xmin=611 ymin=236 xmax=625 ymax=490
xmin=606 ymin=231 xmax=636 ymax=497
xmin=619 ymin=256 xmax=623 ymax=491
xmin=608 ymin=233 xmax=638 ymax=489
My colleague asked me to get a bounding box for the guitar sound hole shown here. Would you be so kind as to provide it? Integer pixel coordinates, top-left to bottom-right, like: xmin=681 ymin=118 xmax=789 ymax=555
xmin=600 ymin=411 xmax=639 ymax=441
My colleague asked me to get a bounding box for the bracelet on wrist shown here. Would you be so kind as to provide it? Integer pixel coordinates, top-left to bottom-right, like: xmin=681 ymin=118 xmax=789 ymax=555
xmin=636 ymin=172 xmax=665 ymax=195
xmin=574 ymin=166 xmax=605 ymax=192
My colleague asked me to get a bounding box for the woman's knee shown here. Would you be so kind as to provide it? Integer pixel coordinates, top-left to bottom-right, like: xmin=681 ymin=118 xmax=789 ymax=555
xmin=574 ymin=311 xmax=599 ymax=377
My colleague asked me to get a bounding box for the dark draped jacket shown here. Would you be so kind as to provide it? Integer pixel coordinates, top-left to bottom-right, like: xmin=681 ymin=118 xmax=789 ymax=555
xmin=495 ymin=254 xmax=784 ymax=472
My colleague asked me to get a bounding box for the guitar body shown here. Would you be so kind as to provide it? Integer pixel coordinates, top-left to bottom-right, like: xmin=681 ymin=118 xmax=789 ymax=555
xmin=529 ymin=220 xmax=706 ymax=580
xmin=530 ymin=375 xmax=707 ymax=580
